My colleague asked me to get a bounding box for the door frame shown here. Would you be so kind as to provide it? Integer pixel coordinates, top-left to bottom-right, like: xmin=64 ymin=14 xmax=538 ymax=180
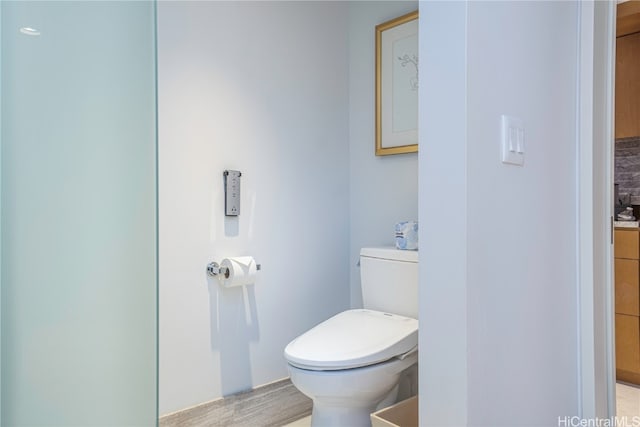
xmin=578 ymin=0 xmax=616 ymax=419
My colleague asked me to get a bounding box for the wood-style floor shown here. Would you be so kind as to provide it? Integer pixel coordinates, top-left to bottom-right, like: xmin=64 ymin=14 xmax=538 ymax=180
xmin=161 ymin=381 xmax=640 ymax=426
xmin=159 ymin=379 xmax=311 ymax=427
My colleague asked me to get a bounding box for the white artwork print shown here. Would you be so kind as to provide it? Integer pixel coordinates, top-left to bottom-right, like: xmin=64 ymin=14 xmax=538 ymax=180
xmin=392 ymin=33 xmax=418 ymax=133
xmin=380 ymin=18 xmax=418 ymax=149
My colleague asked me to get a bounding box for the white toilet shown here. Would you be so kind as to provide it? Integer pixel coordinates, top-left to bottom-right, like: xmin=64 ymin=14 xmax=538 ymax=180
xmin=284 ymin=247 xmax=418 ymax=427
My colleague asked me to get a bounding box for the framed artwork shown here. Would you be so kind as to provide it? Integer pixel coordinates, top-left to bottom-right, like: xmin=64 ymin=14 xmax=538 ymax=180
xmin=375 ymin=11 xmax=419 ymax=156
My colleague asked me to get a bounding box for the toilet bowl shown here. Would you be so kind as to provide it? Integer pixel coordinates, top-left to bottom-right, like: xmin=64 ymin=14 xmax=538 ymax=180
xmin=288 ymin=351 xmax=417 ymax=427
xmin=284 ymin=309 xmax=418 ymax=427
xmin=284 ymin=247 xmax=419 ymax=427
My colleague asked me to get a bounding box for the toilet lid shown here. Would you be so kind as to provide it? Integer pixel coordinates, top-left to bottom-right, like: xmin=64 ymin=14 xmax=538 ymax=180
xmin=284 ymin=309 xmax=418 ymax=371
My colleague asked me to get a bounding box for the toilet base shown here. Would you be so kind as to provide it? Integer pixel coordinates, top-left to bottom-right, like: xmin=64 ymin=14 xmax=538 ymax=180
xmin=309 ymin=385 xmax=399 ymax=427
xmin=311 ymin=401 xmax=380 ymax=427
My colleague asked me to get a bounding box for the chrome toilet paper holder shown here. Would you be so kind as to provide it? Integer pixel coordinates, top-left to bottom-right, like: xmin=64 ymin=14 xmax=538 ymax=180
xmin=207 ymin=261 xmax=261 ymax=278
xmin=207 ymin=262 xmax=229 ymax=278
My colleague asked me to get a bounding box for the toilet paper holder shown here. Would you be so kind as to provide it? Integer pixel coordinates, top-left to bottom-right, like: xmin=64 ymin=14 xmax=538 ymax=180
xmin=207 ymin=261 xmax=261 ymax=278
xmin=207 ymin=262 xmax=229 ymax=278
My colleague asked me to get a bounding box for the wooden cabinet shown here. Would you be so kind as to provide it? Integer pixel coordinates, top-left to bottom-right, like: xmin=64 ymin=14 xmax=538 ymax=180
xmin=617 ymin=314 xmax=640 ymax=374
xmin=615 ymin=32 xmax=640 ymax=139
xmin=615 ymin=229 xmax=639 ymax=259
xmin=616 ymin=228 xmax=640 ymax=384
xmin=618 ymin=1 xmax=640 ymax=38
xmin=616 ymin=259 xmax=640 ymax=316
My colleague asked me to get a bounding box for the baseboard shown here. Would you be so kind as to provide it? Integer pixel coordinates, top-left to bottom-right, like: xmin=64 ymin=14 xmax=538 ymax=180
xmin=159 ymin=378 xmax=312 ymax=427
xmin=617 ymin=369 xmax=640 ymax=386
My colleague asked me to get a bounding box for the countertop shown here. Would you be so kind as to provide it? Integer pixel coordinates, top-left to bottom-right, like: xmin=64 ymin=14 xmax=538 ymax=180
xmin=615 ymin=220 xmax=640 ymax=228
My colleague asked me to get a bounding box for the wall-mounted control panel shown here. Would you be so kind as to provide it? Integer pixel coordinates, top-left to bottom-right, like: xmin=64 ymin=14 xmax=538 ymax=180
xmin=223 ymin=170 xmax=241 ymax=216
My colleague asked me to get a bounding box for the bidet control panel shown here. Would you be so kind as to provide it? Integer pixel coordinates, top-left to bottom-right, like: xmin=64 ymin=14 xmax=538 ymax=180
xmin=223 ymin=170 xmax=241 ymax=216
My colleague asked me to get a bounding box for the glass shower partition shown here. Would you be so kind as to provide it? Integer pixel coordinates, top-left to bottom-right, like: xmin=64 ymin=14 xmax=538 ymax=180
xmin=1 ymin=1 xmax=157 ymax=424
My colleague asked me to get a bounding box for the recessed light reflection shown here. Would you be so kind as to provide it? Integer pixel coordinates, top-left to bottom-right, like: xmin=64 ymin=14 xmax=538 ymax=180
xmin=19 ymin=27 xmax=41 ymax=36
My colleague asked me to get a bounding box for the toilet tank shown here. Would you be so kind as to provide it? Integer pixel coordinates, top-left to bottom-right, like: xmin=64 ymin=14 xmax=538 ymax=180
xmin=360 ymin=247 xmax=418 ymax=319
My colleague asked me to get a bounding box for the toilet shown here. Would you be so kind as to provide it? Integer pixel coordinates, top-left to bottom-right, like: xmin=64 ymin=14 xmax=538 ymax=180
xmin=284 ymin=247 xmax=418 ymax=427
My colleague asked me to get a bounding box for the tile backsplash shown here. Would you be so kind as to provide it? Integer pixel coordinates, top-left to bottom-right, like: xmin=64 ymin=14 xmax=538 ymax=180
xmin=615 ymin=136 xmax=640 ymax=200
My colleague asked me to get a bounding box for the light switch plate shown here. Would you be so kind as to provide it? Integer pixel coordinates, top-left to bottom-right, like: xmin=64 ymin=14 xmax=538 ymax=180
xmin=501 ymin=115 xmax=524 ymax=166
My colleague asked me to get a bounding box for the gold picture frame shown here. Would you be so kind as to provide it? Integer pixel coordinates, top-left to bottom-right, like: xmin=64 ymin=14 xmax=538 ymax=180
xmin=375 ymin=10 xmax=419 ymax=156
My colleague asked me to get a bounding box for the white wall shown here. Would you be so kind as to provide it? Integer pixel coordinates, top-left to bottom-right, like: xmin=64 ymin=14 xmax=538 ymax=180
xmin=419 ymin=1 xmax=469 ymax=424
xmin=158 ymin=1 xmax=351 ymax=415
xmin=348 ymin=1 xmax=418 ymax=308
xmin=420 ymin=1 xmax=580 ymax=425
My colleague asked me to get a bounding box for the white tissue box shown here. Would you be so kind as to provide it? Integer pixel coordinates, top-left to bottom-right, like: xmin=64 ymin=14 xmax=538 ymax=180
xmin=395 ymin=221 xmax=418 ymax=250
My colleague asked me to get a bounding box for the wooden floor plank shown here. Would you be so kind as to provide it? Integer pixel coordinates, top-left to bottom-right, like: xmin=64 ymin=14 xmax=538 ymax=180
xmin=159 ymin=379 xmax=312 ymax=427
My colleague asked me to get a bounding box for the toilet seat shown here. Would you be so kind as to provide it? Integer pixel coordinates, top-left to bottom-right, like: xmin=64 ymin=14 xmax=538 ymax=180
xmin=284 ymin=309 xmax=418 ymax=371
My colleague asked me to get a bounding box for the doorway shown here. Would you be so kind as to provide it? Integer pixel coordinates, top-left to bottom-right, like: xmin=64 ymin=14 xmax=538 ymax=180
xmin=613 ymin=0 xmax=640 ymax=420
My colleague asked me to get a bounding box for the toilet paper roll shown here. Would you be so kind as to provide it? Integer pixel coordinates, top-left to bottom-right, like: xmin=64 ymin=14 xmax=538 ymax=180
xmin=219 ymin=256 xmax=257 ymax=287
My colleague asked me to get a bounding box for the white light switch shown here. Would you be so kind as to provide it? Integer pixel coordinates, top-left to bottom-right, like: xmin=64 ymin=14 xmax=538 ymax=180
xmin=501 ymin=115 xmax=524 ymax=166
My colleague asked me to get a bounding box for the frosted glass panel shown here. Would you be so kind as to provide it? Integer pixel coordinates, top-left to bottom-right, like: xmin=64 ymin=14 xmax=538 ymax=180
xmin=1 ymin=1 xmax=157 ymax=425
